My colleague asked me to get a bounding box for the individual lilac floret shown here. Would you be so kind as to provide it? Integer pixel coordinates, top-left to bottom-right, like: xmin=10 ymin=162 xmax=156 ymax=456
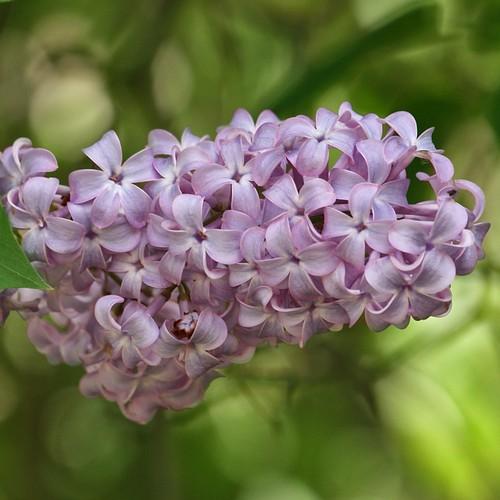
xmin=7 ymin=177 xmax=84 ymax=261
xmin=69 ymin=131 xmax=156 ymax=228
xmin=0 ymin=102 xmax=489 ymax=424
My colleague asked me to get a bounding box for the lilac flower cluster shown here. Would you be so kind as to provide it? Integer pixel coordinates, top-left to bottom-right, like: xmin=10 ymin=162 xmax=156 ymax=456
xmin=0 ymin=104 xmax=489 ymax=423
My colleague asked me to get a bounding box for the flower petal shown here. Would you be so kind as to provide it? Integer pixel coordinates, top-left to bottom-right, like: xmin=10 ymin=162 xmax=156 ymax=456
xmin=83 ymin=130 xmax=122 ymax=174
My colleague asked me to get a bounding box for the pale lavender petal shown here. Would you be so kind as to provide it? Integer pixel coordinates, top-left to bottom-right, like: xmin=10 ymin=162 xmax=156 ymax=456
xmin=265 ymin=215 xmax=294 ymax=257
xmin=298 ymin=242 xmax=337 ymax=276
xmin=329 ymin=169 xmax=364 ymax=199
xmin=389 ymin=219 xmax=429 ymax=255
xmin=385 ymin=111 xmax=417 ymax=144
xmin=220 ymin=139 xmax=244 ymax=170
xmin=95 ymin=295 xmax=124 ymax=332
xmin=231 ymin=181 xmax=261 ymax=221
xmin=83 ymin=130 xmax=122 ymax=174
xmin=240 ymin=226 xmax=265 ymax=262
xmin=23 ymin=228 xmax=48 ymax=261
xmin=122 ymin=309 xmax=159 ymax=348
xmin=160 ymin=252 xmax=186 ymax=284
xmin=430 ymin=200 xmax=468 ymax=244
xmin=162 ymin=229 xmax=194 ymax=254
xmin=120 ymin=183 xmax=152 ymax=228
xmin=122 ymin=148 xmax=157 ymax=182
xmin=349 ymin=182 xmax=378 ymax=223
xmin=185 ymin=348 xmax=220 ymax=378
xmin=323 ymin=207 xmax=356 ymax=238
xmin=316 ymin=107 xmax=338 ymax=135
xmin=98 ymin=220 xmax=141 ymax=253
xmin=91 ymin=187 xmax=120 ymax=228
xmin=288 ymin=267 xmax=322 ymax=302
xmin=205 ymin=229 xmax=242 ymax=264
xmin=22 ymin=148 xmax=58 ymax=177
xmin=247 ymin=147 xmax=284 ymax=186
xmin=356 ymin=139 xmax=390 ymax=184
xmin=191 ymin=309 xmax=227 ymax=350
xmin=413 ymin=249 xmax=455 ymax=294
xmin=192 ymin=165 xmax=232 ymax=196
xmin=365 ymin=257 xmax=405 ymax=294
xmin=148 ymin=129 xmax=179 ymax=155
xmin=22 ymin=177 xmax=58 ymax=217
xmin=335 ymin=232 xmax=366 ymax=269
xmin=300 ymin=178 xmax=336 ymax=214
xmin=172 ymin=194 xmax=204 ymax=233
xmin=263 ymin=174 xmax=298 ymax=211
xmin=295 ymin=138 xmax=329 ymax=176
xmin=257 ymin=256 xmax=291 ymax=286
xmin=45 ymin=217 xmax=84 ymax=254
xmin=325 ymin=129 xmax=357 ymax=157
xmin=69 ymin=169 xmax=109 ymax=203
xmin=454 ymin=179 xmax=485 ymax=221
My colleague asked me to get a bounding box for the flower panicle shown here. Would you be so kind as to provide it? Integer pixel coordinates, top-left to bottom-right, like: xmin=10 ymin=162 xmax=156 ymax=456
xmin=0 ymin=104 xmax=489 ymax=423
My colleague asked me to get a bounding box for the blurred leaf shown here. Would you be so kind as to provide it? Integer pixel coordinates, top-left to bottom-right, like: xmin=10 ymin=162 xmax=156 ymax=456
xmin=269 ymin=3 xmax=444 ymax=114
xmin=470 ymin=1 xmax=500 ymax=52
xmin=487 ymin=85 xmax=500 ymax=140
xmin=0 ymin=205 xmax=49 ymax=289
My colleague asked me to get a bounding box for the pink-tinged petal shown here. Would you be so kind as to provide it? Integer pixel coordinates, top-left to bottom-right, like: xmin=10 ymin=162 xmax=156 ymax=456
xmin=288 ymin=267 xmax=322 ymax=302
xmin=172 ymin=194 xmax=204 ymax=233
xmin=416 ymin=127 xmax=436 ymax=151
xmin=69 ymin=169 xmax=110 ymax=203
xmin=122 ymin=148 xmax=157 ymax=182
xmin=238 ymin=301 xmax=269 ymax=327
xmin=295 ymin=138 xmax=329 ymax=176
xmin=23 ymin=228 xmax=48 ymax=261
xmin=298 ymin=242 xmax=337 ymax=276
xmin=360 ymin=114 xmax=383 ymax=140
xmin=323 ymin=207 xmax=356 ymax=238
xmin=45 ymin=217 xmax=84 ymax=254
xmin=7 ymin=194 xmax=35 ymax=229
xmin=121 ymin=343 xmax=143 ymax=369
xmin=365 ymin=292 xmax=410 ymax=332
xmin=98 ymin=220 xmax=141 ymax=253
xmin=120 ymin=271 xmax=143 ymax=300
xmin=240 ymin=226 xmax=265 ymax=262
xmin=231 ymin=181 xmax=261 ymax=221
xmin=377 ymin=178 xmax=409 ymax=206
xmin=185 ymin=348 xmax=220 ymax=378
xmin=220 ymin=139 xmax=244 ymax=170
xmin=158 ymin=184 xmax=181 ymax=219
xmin=80 ymin=240 xmax=106 ymax=270
xmin=148 ymin=129 xmax=179 ymax=155
xmin=191 ymin=309 xmax=227 ymax=350
xmin=316 ymin=301 xmax=349 ymax=326
xmin=205 ymin=229 xmax=242 ymax=264
xmin=385 ymin=111 xmax=417 ymax=144
xmin=22 ymin=177 xmax=58 ymax=217
xmin=120 ymin=183 xmax=151 ymax=228
xmin=143 ymin=261 xmax=169 ymax=289
xmin=22 ymin=148 xmax=58 ymax=176
xmin=83 ymin=130 xmax=122 ymax=174
xmin=229 ymin=263 xmax=257 ymax=287
xmin=409 ymin=291 xmax=447 ymax=319
xmin=413 ymin=249 xmax=455 ymax=294
xmin=427 ymin=152 xmax=454 ymax=182
xmin=222 ymin=210 xmax=255 ymax=230
xmin=280 ymin=116 xmax=315 ymax=141
xmin=300 ymin=178 xmax=336 ymax=215
xmin=349 ymin=182 xmax=378 ymax=223
xmin=251 ymin=123 xmax=279 ymax=150
xmin=163 ymin=229 xmax=194 ymax=254
xmin=147 ymin=214 xmax=170 ymax=247
xmin=256 ymin=109 xmax=279 ymax=127
xmin=67 ymin=202 xmax=92 ymax=231
xmin=430 ymin=200 xmax=468 ymax=244
xmin=365 ymin=257 xmax=405 ymax=294
xmin=265 ymin=215 xmax=294 ymax=257
xmin=389 ymin=219 xmax=429 ymax=254
xmin=230 ymin=108 xmax=255 ymax=131
xmin=247 ymin=147 xmax=285 ymax=186
xmin=316 ymin=107 xmax=338 ymax=135
xmin=257 ymin=256 xmax=291 ymax=286
xmin=356 ymin=139 xmax=390 ymax=184
xmin=365 ymin=221 xmax=392 ymax=253
xmin=156 ymin=324 xmax=186 ymax=357
xmin=95 ymin=295 xmax=124 ymax=332
xmin=192 ymin=165 xmax=232 ymax=196
xmin=160 ymin=252 xmax=186 ymax=284
xmin=91 ymin=187 xmax=120 ymax=228
xmin=454 ymin=179 xmax=485 ymax=221
xmin=335 ymin=232 xmax=366 ymax=269
xmin=263 ymin=174 xmax=299 ymax=211
xmin=325 ymin=130 xmax=356 ymax=158
xmin=329 ymin=169 xmax=364 ymax=199
xmin=122 ymin=309 xmax=159 ymax=348
xmin=372 ymin=199 xmax=396 ymax=221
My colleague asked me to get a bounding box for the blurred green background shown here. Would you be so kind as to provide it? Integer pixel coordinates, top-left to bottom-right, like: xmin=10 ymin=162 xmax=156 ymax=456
xmin=0 ymin=0 xmax=499 ymax=499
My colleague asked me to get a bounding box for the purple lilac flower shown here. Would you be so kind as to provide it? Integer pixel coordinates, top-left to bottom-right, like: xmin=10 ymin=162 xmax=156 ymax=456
xmin=0 ymin=103 xmax=489 ymax=424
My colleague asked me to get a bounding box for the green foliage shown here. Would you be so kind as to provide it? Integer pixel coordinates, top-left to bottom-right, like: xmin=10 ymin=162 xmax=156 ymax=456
xmin=0 ymin=205 xmax=49 ymax=289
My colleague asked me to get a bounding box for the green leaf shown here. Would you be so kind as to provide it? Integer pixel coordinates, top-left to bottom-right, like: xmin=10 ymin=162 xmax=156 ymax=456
xmin=0 ymin=204 xmax=50 ymax=289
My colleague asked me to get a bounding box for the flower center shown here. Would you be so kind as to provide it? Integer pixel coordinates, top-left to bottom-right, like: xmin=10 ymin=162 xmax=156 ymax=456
xmin=173 ymin=311 xmax=199 ymax=339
